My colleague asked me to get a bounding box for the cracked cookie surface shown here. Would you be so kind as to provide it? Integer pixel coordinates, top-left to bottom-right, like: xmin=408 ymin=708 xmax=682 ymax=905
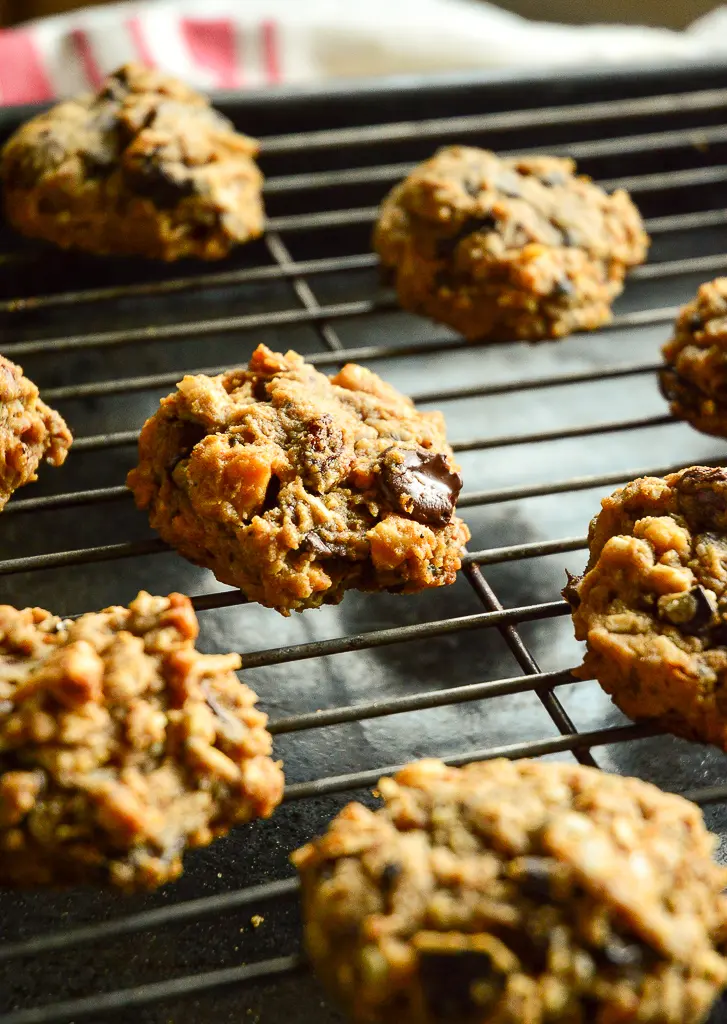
xmin=127 ymin=344 xmax=470 ymax=615
xmin=0 ymin=591 xmax=284 ymax=890
xmin=0 ymin=354 xmax=71 ymax=511
xmin=374 ymin=147 xmax=648 ymax=342
xmin=565 ymin=465 xmax=727 ymax=749
xmin=0 ymin=63 xmax=263 ymax=261
xmin=660 ymin=278 xmax=727 ymax=437
xmin=293 ymin=757 xmax=727 ymax=1024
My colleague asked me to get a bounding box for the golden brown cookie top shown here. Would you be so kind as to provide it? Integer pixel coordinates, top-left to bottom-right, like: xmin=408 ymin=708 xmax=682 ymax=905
xmin=0 ymin=354 xmax=72 ymax=511
xmin=376 ymin=146 xmax=648 ymax=271
xmin=0 ymin=590 xmax=284 ymax=890
xmin=294 ymin=758 xmax=727 ymax=1024
xmin=660 ymin=278 xmax=727 ymax=437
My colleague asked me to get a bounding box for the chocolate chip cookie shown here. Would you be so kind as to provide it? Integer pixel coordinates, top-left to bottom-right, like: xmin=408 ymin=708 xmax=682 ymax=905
xmin=0 ymin=63 xmax=264 ymax=261
xmin=374 ymin=147 xmax=648 ymax=342
xmin=564 ymin=465 xmax=727 ymax=749
xmin=127 ymin=345 xmax=470 ymax=615
xmin=293 ymin=757 xmax=727 ymax=1024
xmin=0 ymin=591 xmax=284 ymax=890
xmin=660 ymin=278 xmax=727 ymax=437
xmin=0 ymin=354 xmax=72 ymax=511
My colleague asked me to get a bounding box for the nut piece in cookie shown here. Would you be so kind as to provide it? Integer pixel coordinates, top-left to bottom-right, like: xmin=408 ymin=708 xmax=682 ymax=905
xmin=293 ymin=758 xmax=727 ymax=1024
xmin=660 ymin=277 xmax=727 ymax=437
xmin=0 ymin=591 xmax=284 ymax=890
xmin=374 ymin=147 xmax=648 ymax=342
xmin=0 ymin=354 xmax=72 ymax=511
xmin=0 ymin=63 xmax=264 ymax=261
xmin=564 ymin=465 xmax=727 ymax=749
xmin=127 ymin=344 xmax=470 ymax=615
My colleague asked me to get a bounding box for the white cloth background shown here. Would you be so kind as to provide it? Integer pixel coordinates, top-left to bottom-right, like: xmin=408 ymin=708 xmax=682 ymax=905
xmin=3 ymin=0 xmax=727 ymax=104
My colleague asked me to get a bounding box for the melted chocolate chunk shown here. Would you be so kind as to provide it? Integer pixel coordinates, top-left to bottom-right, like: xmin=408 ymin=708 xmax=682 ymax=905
xmin=380 ymin=448 xmax=462 ymax=526
xmin=688 ymin=311 xmax=704 ymax=331
xmin=517 ymin=857 xmax=554 ymax=901
xmin=168 ymin=421 xmax=206 ymax=473
xmin=419 ymin=948 xmax=500 ymax=1018
xmin=301 ymin=533 xmax=352 ymax=559
xmin=380 ymin=862 xmax=402 ymax=889
xmin=436 ymin=215 xmax=497 ymax=259
xmin=261 ymin=475 xmax=281 ymax=514
xmin=711 ymin=620 xmax=727 ymax=646
xmin=562 ymin=571 xmax=582 ymax=610
xmin=659 ymin=585 xmax=714 ymax=634
xmin=125 ymin=153 xmax=197 ymax=208
xmin=490 ymin=923 xmax=549 ymax=973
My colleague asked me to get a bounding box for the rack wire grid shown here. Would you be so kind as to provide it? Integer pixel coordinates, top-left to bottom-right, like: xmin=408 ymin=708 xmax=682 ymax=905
xmin=3 ymin=60 xmax=727 ymax=1024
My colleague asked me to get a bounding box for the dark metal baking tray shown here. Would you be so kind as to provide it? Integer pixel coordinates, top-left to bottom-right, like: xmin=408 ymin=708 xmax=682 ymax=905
xmin=1 ymin=58 xmax=727 ymax=1023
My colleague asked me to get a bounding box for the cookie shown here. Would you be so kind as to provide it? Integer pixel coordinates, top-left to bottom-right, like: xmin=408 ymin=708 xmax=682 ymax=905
xmin=564 ymin=465 xmax=727 ymax=749
xmin=293 ymin=758 xmax=727 ymax=1024
xmin=127 ymin=344 xmax=470 ymax=615
xmin=0 ymin=591 xmax=284 ymax=890
xmin=374 ymin=147 xmax=648 ymax=342
xmin=0 ymin=354 xmax=72 ymax=511
xmin=660 ymin=278 xmax=727 ymax=437
xmin=0 ymin=63 xmax=263 ymax=261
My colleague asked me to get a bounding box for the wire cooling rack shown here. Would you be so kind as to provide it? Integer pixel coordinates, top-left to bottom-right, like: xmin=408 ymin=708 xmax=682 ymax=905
xmin=3 ymin=62 xmax=727 ymax=1024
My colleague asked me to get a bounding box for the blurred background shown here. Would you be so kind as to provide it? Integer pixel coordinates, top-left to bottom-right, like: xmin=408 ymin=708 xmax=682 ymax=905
xmin=0 ymin=0 xmax=725 ymax=29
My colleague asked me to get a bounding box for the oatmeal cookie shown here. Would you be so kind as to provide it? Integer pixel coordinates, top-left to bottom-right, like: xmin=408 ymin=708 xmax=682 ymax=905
xmin=127 ymin=344 xmax=470 ymax=615
xmin=0 ymin=591 xmax=284 ymax=890
xmin=374 ymin=147 xmax=648 ymax=342
xmin=0 ymin=354 xmax=71 ymax=511
xmin=293 ymin=758 xmax=727 ymax=1024
xmin=660 ymin=278 xmax=727 ymax=437
xmin=0 ymin=63 xmax=263 ymax=261
xmin=564 ymin=465 xmax=727 ymax=749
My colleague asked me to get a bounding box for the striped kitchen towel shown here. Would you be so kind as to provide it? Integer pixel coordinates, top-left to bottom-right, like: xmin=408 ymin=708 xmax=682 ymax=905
xmin=1 ymin=0 xmax=727 ymax=106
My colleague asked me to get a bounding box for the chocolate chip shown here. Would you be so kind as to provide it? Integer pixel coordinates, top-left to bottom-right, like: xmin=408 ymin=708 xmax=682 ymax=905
xmin=301 ymin=533 xmax=351 ymax=558
xmin=261 ymin=475 xmax=281 ymax=513
xmin=99 ymin=67 xmax=132 ymax=101
xmin=419 ymin=948 xmax=500 ymax=1017
xmin=688 ymin=311 xmax=704 ymax=331
xmin=380 ymin=448 xmax=462 ymax=526
xmin=435 ymin=215 xmax=497 ymax=259
xmin=658 ymin=585 xmax=714 ymax=633
xmin=125 ymin=154 xmax=197 ymax=208
xmin=380 ymin=863 xmax=402 ymax=889
xmin=517 ymin=857 xmax=554 ymax=900
xmin=252 ymin=378 xmax=269 ymax=401
xmin=562 ymin=571 xmax=582 ymax=609
xmin=489 ymin=924 xmax=548 ymax=973
xmin=169 ymin=421 xmax=206 ymax=473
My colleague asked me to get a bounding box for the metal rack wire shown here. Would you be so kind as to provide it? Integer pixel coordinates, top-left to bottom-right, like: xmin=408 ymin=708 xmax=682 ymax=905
xmin=3 ymin=65 xmax=727 ymax=1024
